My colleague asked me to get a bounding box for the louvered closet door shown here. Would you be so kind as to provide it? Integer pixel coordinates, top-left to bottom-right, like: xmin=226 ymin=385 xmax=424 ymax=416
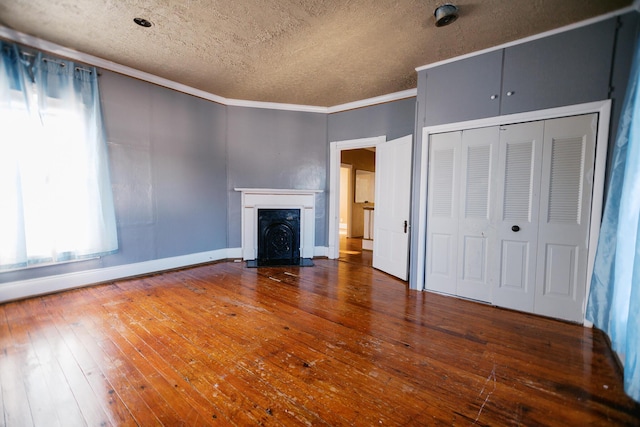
xmin=456 ymin=127 xmax=499 ymax=302
xmin=493 ymin=121 xmax=544 ymax=313
xmin=534 ymin=114 xmax=596 ymax=322
xmin=426 ymin=131 xmax=461 ymax=295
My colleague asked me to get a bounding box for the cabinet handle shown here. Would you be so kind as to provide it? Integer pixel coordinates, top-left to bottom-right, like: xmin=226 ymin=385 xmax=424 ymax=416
xmin=404 ymin=220 xmax=408 ymax=233
xmin=511 ymin=225 xmax=520 ymax=232
xmin=490 ymin=94 xmax=498 ymax=100
xmin=506 ymin=91 xmax=515 ymax=96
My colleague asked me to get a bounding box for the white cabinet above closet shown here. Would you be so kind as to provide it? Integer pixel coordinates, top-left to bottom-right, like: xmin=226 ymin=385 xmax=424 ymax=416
xmin=423 ymin=18 xmax=616 ymax=126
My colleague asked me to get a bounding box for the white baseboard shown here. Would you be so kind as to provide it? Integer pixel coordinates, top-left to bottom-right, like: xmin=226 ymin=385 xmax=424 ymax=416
xmin=0 ymin=246 xmax=330 ymax=303
xmin=314 ymin=246 xmax=329 ymax=257
xmin=0 ymin=248 xmax=235 ymax=303
xmin=226 ymin=247 xmax=243 ymax=259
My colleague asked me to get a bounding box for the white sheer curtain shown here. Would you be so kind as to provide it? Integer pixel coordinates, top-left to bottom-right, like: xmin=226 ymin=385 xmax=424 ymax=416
xmin=0 ymin=41 xmax=117 ymax=270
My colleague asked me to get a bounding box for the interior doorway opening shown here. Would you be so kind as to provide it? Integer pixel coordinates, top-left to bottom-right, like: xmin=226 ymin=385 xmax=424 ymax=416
xmin=339 ymin=149 xmax=376 ymax=266
xmin=329 ymin=134 xmax=413 ymax=281
xmin=328 ymin=136 xmax=385 ymax=260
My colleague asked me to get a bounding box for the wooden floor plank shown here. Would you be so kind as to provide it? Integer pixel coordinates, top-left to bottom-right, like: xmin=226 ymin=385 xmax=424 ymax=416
xmin=1 ymin=259 xmax=639 ymax=426
xmin=0 ymin=305 xmax=35 ymax=427
xmin=16 ymin=298 xmax=114 ymax=427
xmin=39 ymin=299 xmax=139 ymax=426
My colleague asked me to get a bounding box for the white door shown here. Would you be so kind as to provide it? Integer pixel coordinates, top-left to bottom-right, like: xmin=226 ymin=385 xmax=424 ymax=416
xmin=534 ymin=114 xmax=596 ymax=322
xmin=373 ymin=135 xmax=412 ymax=280
xmin=426 ymin=131 xmax=461 ymax=294
xmin=456 ymin=127 xmax=500 ymax=302
xmin=426 ymin=127 xmax=499 ymax=302
xmin=492 ymin=121 xmax=544 ymax=313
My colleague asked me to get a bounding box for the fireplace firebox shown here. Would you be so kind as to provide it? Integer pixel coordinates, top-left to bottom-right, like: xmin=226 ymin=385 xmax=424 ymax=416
xmin=257 ymin=208 xmax=300 ymax=266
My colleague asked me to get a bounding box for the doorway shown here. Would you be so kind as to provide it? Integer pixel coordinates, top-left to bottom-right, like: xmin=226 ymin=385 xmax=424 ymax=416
xmin=329 ymin=136 xmax=385 ymax=260
xmin=339 ymin=150 xmax=376 ymax=266
xmin=329 ymin=135 xmax=413 ymax=280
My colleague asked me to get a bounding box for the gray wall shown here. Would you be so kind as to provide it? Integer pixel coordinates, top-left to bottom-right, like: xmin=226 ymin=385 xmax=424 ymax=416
xmin=226 ymin=106 xmax=328 ymax=248
xmin=607 ymin=12 xmax=640 ymax=187
xmin=0 ymin=71 xmax=229 ymax=283
xmin=327 ymin=98 xmax=416 ymax=142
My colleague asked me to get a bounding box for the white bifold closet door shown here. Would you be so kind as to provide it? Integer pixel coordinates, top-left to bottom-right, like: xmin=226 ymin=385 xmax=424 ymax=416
xmin=425 ymin=114 xmax=597 ymax=323
xmin=492 ymin=121 xmax=545 ymax=313
xmin=533 ymin=114 xmax=596 ymax=322
xmin=426 ymin=131 xmax=461 ymax=296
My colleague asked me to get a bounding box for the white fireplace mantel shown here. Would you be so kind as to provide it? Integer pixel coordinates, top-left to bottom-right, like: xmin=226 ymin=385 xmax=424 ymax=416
xmin=235 ymin=188 xmax=322 ymax=260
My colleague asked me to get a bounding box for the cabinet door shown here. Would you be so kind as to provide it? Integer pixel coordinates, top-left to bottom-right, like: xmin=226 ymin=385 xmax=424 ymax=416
xmin=426 ymin=131 xmax=461 ymax=294
xmin=501 ymin=19 xmax=616 ymax=115
xmin=492 ymin=121 xmax=545 ymax=313
xmin=424 ymin=50 xmax=503 ymax=126
xmin=456 ymin=127 xmax=499 ymax=302
xmin=534 ymin=114 xmax=597 ymax=322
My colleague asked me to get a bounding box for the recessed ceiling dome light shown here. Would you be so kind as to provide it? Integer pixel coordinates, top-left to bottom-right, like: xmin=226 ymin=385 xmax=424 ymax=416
xmin=133 ymin=17 xmax=153 ymax=28
xmin=434 ymin=4 xmax=458 ymax=27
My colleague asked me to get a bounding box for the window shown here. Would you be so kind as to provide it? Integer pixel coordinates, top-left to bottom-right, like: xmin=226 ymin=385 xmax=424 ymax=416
xmin=0 ymin=42 xmax=117 ymax=271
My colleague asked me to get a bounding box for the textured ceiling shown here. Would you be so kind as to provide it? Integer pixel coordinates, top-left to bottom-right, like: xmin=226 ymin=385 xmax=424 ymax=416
xmin=0 ymin=0 xmax=634 ymax=106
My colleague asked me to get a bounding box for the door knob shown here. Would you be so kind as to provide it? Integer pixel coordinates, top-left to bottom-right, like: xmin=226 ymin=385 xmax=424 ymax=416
xmin=511 ymin=225 xmax=520 ymax=232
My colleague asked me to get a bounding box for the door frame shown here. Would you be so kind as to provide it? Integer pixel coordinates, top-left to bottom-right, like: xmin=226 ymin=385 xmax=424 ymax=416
xmin=328 ymin=136 xmax=386 ymax=259
xmin=414 ymin=100 xmax=611 ymax=324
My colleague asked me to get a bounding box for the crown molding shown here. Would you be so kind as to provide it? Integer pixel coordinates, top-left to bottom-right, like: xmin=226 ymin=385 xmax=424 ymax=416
xmin=327 ymin=89 xmax=417 ymax=113
xmin=416 ymin=6 xmax=637 ymax=72
xmin=225 ymin=98 xmax=327 ymax=113
xmin=0 ymin=25 xmax=414 ymax=113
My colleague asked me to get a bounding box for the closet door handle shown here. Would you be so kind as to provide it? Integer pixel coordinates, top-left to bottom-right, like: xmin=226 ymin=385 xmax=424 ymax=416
xmin=511 ymin=225 xmax=520 ymax=232
xmin=404 ymin=220 xmax=408 ymax=233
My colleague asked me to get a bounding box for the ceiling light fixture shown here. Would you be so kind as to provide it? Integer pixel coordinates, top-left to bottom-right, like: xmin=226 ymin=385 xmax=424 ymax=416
xmin=434 ymin=4 xmax=458 ymax=27
xmin=133 ymin=17 xmax=153 ymax=28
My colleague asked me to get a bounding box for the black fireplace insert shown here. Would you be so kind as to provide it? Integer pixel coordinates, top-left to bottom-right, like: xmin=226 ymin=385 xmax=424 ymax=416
xmin=246 ymin=208 xmax=313 ymax=267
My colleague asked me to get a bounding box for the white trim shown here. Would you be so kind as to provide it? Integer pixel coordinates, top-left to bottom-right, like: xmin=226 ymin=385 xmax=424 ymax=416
xmin=327 ymin=89 xmax=417 ymax=113
xmin=414 ymin=100 xmax=612 ymax=326
xmin=0 ymin=25 xmax=413 ymax=113
xmin=314 ymin=246 xmax=329 ymax=257
xmin=234 ymin=188 xmax=323 ymax=195
xmin=234 ymin=188 xmax=321 ymax=261
xmin=227 ymin=247 xmax=243 ymax=259
xmin=328 ymin=136 xmax=386 ymax=259
xmin=416 ymin=6 xmax=636 ymax=72
xmin=0 ymin=248 xmax=237 ymax=303
xmin=226 ymin=99 xmax=327 ymax=113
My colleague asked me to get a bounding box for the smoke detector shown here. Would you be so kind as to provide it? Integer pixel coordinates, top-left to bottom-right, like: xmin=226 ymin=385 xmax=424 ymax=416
xmin=434 ymin=4 xmax=459 ymax=27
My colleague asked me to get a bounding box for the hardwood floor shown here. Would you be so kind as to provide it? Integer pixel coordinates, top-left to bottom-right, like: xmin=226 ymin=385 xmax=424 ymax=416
xmin=338 ymin=236 xmax=372 ymax=267
xmin=1 ymin=259 xmax=638 ymax=426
